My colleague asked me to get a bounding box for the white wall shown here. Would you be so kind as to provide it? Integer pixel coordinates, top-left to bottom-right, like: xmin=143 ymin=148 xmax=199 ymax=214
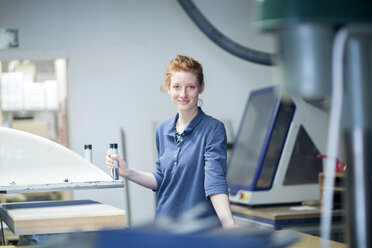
xmin=0 ymin=0 xmax=276 ymax=225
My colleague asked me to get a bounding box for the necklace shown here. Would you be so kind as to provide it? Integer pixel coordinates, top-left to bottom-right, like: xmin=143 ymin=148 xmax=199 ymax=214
xmin=175 ymin=127 xmax=182 ymax=145
xmin=175 ymin=121 xmax=186 ymax=134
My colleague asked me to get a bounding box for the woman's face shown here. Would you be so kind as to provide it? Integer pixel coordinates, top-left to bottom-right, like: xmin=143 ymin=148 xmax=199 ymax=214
xmin=168 ymin=71 xmax=204 ymax=113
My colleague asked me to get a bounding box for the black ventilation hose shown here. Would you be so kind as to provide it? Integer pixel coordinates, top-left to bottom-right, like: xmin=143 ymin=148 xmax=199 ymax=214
xmin=178 ymin=0 xmax=275 ymax=66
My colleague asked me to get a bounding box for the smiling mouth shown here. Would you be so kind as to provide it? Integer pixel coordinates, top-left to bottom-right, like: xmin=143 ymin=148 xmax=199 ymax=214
xmin=178 ymin=99 xmax=189 ymax=104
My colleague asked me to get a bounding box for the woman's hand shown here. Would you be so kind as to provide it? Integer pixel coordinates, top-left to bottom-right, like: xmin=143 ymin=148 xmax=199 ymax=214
xmin=105 ymin=150 xmax=158 ymax=190
xmin=105 ymin=150 xmax=130 ymax=178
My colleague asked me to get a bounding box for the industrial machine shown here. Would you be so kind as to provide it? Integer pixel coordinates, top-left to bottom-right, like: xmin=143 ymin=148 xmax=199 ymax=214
xmin=0 ymin=127 xmax=125 ymax=238
xmin=227 ymin=86 xmax=328 ymax=205
xmin=254 ymin=2 xmax=372 ymax=248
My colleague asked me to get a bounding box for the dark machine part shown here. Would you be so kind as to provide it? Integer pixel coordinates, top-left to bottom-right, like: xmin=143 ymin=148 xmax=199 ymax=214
xmin=177 ymin=0 xmax=275 ymax=66
xmin=254 ymin=1 xmax=372 ymax=247
xmin=344 ymin=132 xmax=372 ymax=247
xmin=276 ymin=24 xmax=333 ymax=100
xmin=255 ymin=0 xmax=372 ymax=100
xmin=343 ymin=33 xmax=372 ymax=248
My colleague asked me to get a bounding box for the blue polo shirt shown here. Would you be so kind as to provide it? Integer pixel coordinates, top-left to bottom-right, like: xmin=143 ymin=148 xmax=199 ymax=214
xmin=152 ymin=108 xmax=228 ymax=219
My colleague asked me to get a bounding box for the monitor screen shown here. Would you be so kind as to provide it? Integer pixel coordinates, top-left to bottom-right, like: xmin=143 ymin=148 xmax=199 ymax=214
xmin=227 ymin=87 xmax=279 ymax=189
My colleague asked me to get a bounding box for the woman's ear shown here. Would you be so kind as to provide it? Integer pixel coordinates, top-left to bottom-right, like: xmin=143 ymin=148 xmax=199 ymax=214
xmin=199 ymin=82 xmax=205 ymax=94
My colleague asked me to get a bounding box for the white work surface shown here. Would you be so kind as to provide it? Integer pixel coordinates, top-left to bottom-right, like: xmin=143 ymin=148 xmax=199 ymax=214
xmin=0 ymin=127 xmax=124 ymax=193
xmin=0 ymin=200 xmax=125 ymax=235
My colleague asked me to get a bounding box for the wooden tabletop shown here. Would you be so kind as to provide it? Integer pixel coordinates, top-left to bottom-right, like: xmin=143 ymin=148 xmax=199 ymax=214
xmin=0 ymin=200 xmax=125 ymax=235
xmin=278 ymin=230 xmax=347 ymax=248
xmin=231 ymin=204 xmax=344 ymax=221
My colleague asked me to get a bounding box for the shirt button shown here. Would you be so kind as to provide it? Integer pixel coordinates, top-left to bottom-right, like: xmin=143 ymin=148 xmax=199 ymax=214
xmin=174 ymin=162 xmax=177 ymax=166
xmin=174 ymin=154 xmax=177 ymax=157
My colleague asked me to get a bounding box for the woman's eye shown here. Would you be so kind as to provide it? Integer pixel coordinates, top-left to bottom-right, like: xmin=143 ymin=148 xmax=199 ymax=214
xmin=189 ymin=85 xmax=195 ymax=89
xmin=173 ymin=85 xmax=179 ymax=89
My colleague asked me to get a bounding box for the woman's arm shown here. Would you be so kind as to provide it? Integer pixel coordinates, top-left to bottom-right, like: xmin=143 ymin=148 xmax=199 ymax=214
xmin=209 ymin=193 xmax=237 ymax=229
xmin=106 ymin=151 xmax=158 ymax=190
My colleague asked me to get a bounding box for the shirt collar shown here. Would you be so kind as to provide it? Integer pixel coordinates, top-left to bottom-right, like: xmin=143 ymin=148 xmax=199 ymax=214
xmin=167 ymin=107 xmax=205 ymax=136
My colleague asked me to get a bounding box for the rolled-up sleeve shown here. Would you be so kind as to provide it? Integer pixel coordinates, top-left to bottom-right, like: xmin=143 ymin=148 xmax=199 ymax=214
xmin=152 ymin=163 xmax=163 ymax=192
xmin=204 ymin=122 xmax=228 ymax=197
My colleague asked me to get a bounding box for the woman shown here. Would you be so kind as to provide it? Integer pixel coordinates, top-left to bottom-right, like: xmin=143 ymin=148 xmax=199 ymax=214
xmin=106 ymin=55 xmax=236 ymax=228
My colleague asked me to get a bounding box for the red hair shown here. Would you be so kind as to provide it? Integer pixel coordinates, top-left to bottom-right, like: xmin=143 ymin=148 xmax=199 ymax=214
xmin=161 ymin=55 xmax=204 ymax=91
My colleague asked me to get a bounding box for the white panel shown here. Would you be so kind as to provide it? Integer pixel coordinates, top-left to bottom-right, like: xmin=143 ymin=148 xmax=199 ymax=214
xmin=0 ymin=127 xmax=123 ymax=193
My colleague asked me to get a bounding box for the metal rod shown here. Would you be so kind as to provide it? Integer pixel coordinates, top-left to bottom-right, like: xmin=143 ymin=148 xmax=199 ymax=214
xmin=109 ymin=144 xmax=119 ymax=180
xmin=120 ymin=127 xmax=132 ymax=227
xmin=343 ymin=30 xmax=372 ymax=248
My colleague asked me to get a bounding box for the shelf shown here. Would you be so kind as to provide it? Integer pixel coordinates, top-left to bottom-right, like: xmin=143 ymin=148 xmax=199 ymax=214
xmin=319 ymin=172 xmax=346 ymax=207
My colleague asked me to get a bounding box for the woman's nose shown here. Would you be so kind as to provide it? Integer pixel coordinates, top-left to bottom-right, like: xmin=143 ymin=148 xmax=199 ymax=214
xmin=180 ymin=88 xmax=187 ymax=97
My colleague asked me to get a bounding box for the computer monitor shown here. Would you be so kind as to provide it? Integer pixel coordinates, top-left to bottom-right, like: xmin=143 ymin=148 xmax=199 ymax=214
xmin=227 ymin=86 xmax=326 ymax=205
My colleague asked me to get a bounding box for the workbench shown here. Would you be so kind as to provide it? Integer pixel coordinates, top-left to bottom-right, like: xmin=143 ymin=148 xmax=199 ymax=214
xmin=0 ymin=199 xmax=125 ymax=235
xmin=279 ymin=230 xmax=346 ymax=248
xmin=231 ymin=203 xmax=345 ymax=242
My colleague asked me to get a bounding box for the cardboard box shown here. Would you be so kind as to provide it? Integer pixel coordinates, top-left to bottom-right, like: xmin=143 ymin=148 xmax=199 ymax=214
xmin=10 ymin=120 xmax=50 ymax=139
